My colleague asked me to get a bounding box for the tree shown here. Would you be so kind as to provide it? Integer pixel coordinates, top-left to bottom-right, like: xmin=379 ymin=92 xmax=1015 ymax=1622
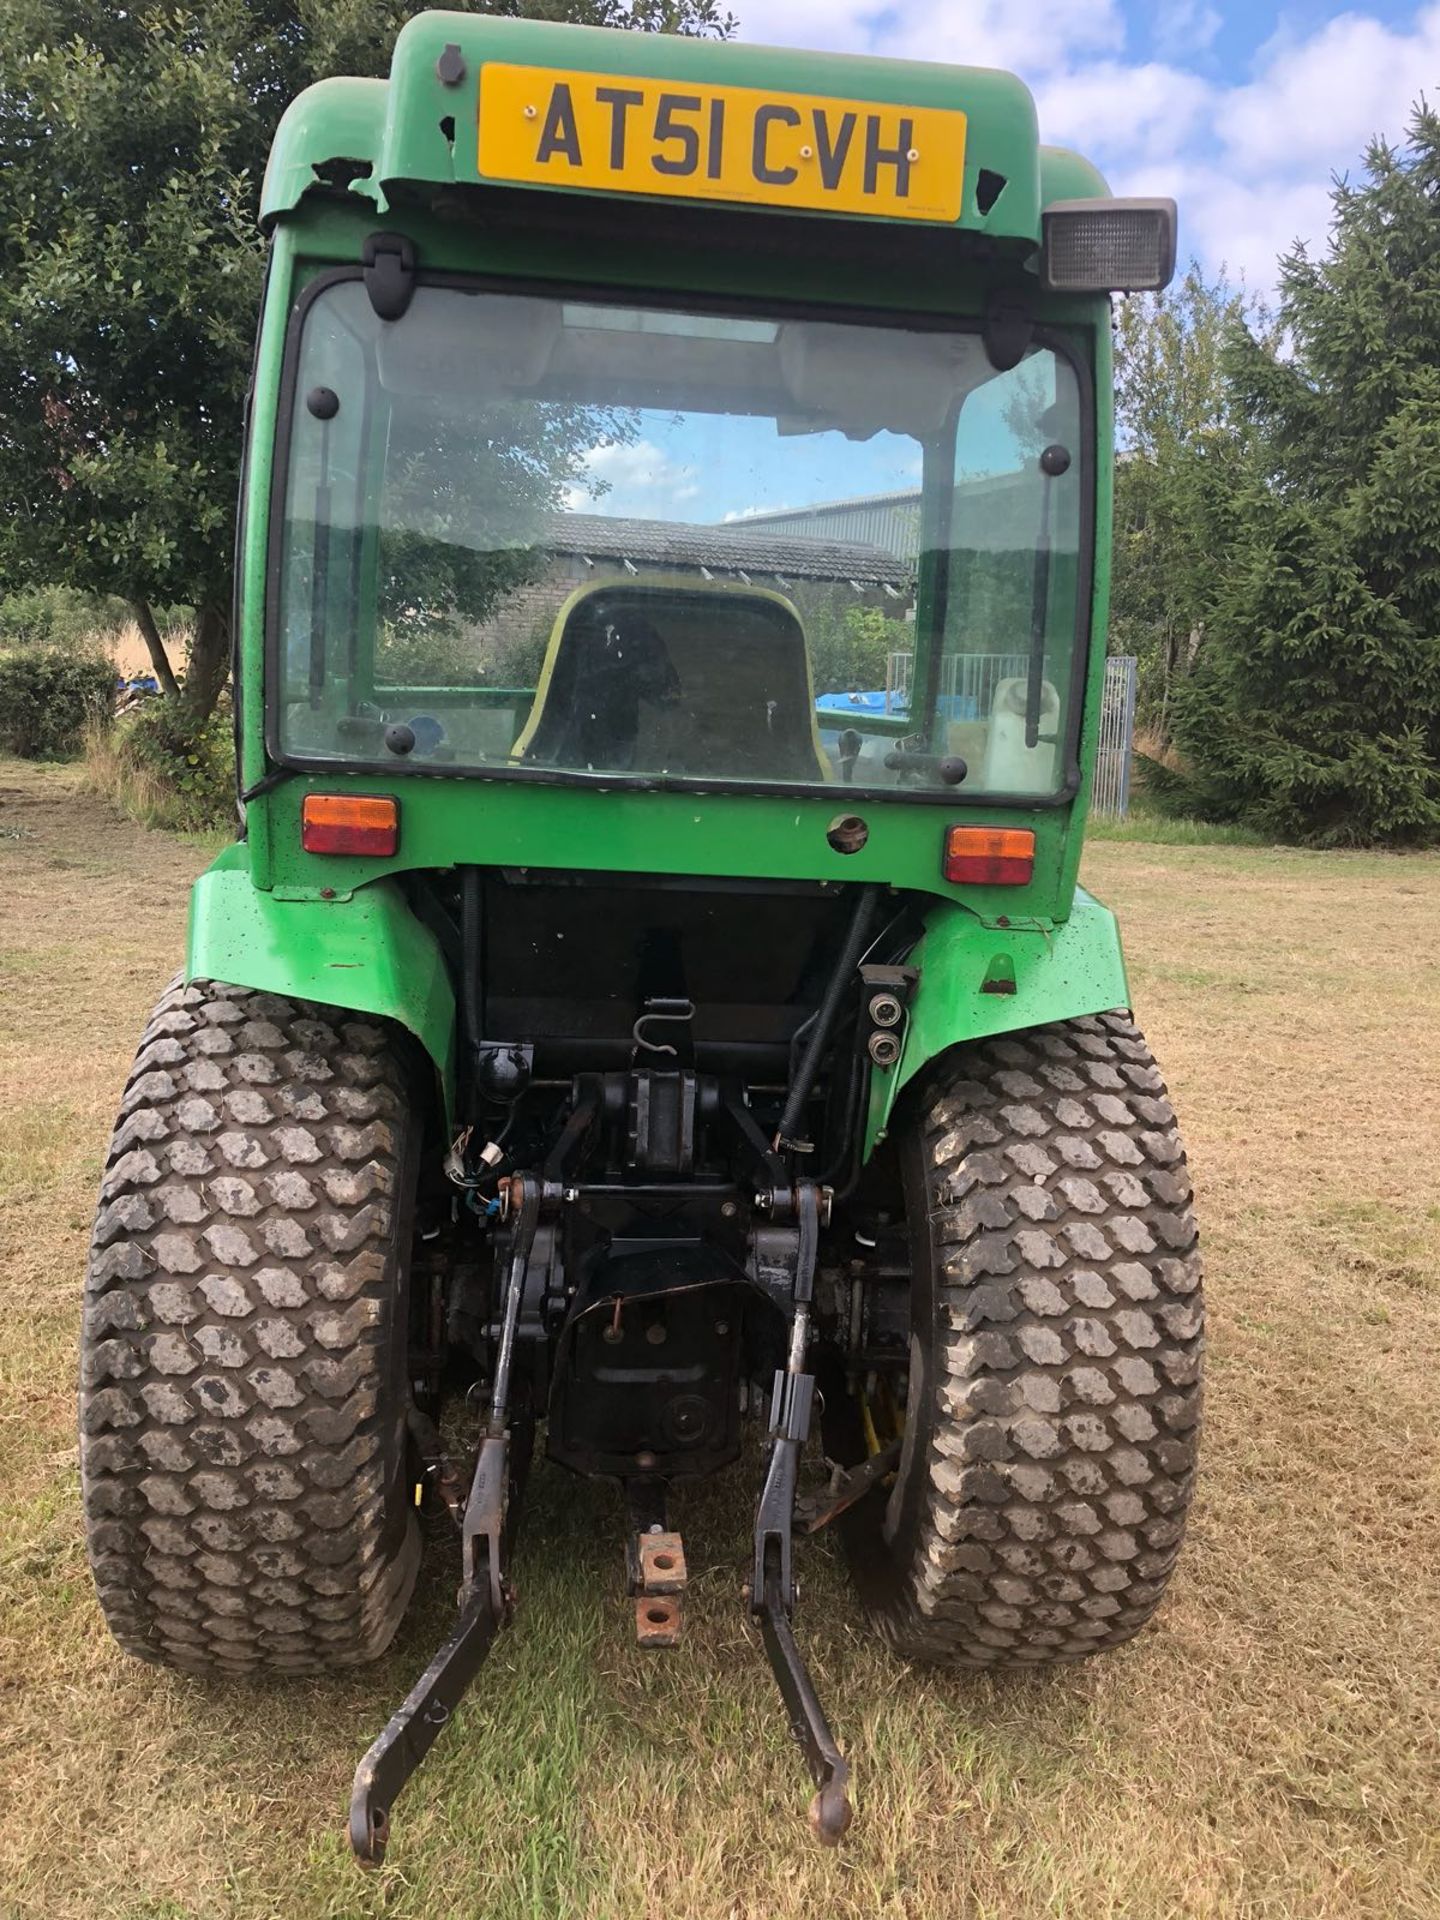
xmin=1168 ymin=108 xmax=1440 ymax=844
xmin=802 ymin=598 xmax=912 ymax=697
xmin=0 ymin=0 xmax=733 ymax=725
xmin=1110 ymin=265 xmax=1261 ymax=736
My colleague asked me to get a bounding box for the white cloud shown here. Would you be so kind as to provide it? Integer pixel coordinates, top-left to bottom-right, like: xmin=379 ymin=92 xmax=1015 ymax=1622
xmin=1170 ymin=0 xmax=1440 ymax=289
xmin=722 ymin=500 xmax=797 ymax=521
xmin=1032 ymin=60 xmax=1211 ymax=168
xmin=730 ymin=0 xmax=1440 ymax=296
xmin=736 ymin=0 xmax=1125 ymax=80
xmin=1174 ymin=171 xmax=1337 ymax=291
xmin=1218 ymin=6 xmax=1440 ymax=174
xmin=565 ymin=439 xmax=701 ymax=513
xmin=1151 ymin=0 xmax=1223 ymax=62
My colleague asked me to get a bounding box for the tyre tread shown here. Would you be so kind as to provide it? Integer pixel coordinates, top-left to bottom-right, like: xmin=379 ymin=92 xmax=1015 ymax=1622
xmin=79 ymin=976 xmax=420 ymax=1675
xmin=887 ymin=1011 xmax=1203 ymax=1665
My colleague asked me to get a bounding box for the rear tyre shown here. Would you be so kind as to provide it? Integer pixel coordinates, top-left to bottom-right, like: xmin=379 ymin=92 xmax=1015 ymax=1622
xmin=848 ymin=1012 xmax=1203 ymax=1666
xmin=79 ymin=977 xmax=423 ymax=1674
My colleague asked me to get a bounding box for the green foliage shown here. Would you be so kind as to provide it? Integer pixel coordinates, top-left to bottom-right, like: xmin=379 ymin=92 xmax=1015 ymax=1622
xmin=0 ymin=1 xmax=261 ymax=702
xmin=370 ymin=392 xmax=636 ymax=635
xmin=1111 ymin=267 xmax=1262 ymax=729
xmin=488 ymin=616 xmax=556 ymax=690
xmin=1166 ymin=108 xmax=1440 ymax=846
xmin=789 ymin=590 xmax=911 ymax=696
xmin=1084 ymin=803 xmax=1271 ymax=847
xmin=0 ymin=0 xmax=731 ymax=726
xmin=374 ymin=620 xmax=491 ymax=688
xmin=110 ymin=700 xmax=237 ymax=831
xmin=374 ymin=610 xmax=551 ymax=689
xmin=0 ymin=585 xmax=129 ymax=654
xmin=0 ymin=646 xmax=114 ymax=757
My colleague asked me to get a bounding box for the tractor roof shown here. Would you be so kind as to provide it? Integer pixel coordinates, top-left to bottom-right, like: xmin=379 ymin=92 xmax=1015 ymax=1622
xmin=262 ymin=13 xmax=1108 ymax=256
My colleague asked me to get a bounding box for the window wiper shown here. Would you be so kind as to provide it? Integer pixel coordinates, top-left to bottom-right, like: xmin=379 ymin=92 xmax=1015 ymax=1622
xmin=306 ymin=385 xmax=341 ymax=710
xmin=1026 ymin=442 xmax=1071 ymax=748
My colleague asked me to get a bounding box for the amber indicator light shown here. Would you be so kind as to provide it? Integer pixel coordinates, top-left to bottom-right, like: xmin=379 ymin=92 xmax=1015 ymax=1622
xmin=942 ymin=825 xmax=1035 ymax=885
xmin=301 ymin=793 xmax=399 ymax=857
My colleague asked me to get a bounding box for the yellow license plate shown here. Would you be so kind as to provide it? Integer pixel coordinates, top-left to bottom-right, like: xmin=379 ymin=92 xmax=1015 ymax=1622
xmin=477 ymin=64 xmax=966 ymax=224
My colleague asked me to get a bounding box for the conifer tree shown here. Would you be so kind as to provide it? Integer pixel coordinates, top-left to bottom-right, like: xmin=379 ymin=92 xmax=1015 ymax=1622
xmin=1110 ymin=266 xmax=1258 ymax=735
xmin=1169 ymin=108 xmax=1440 ymax=844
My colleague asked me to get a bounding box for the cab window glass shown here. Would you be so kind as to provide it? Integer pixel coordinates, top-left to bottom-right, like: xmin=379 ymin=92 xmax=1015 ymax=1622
xmin=275 ymin=280 xmax=1087 ymax=795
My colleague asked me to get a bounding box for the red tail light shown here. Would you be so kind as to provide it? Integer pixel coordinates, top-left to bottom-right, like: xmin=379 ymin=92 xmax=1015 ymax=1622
xmin=301 ymin=794 xmax=399 ymax=857
xmin=942 ymin=826 xmax=1035 ymax=885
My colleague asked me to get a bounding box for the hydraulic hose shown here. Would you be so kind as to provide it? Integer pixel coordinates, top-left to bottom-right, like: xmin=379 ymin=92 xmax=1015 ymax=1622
xmin=461 ymin=868 xmax=484 ymax=1119
xmin=774 ymin=885 xmax=882 ymax=1152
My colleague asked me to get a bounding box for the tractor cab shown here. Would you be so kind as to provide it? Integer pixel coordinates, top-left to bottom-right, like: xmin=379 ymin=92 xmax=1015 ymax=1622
xmin=80 ymin=12 xmax=1200 ymax=1871
xmin=274 ymin=269 xmax=1088 ymax=801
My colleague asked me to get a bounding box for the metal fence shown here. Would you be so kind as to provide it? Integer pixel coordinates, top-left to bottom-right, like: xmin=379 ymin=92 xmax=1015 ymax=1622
xmin=883 ymin=648 xmax=1139 ymax=818
xmin=1093 ymin=654 xmax=1138 ymax=819
xmin=885 ymin=649 xmax=1030 ymax=718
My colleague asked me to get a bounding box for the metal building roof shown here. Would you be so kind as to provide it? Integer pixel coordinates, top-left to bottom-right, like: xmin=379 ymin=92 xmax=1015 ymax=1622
xmin=543 ymin=512 xmax=913 ymax=590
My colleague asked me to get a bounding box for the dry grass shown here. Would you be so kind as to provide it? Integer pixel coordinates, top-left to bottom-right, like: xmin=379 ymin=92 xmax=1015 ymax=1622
xmin=1132 ymin=723 xmax=1180 ymax=771
xmin=78 ymin=713 xmax=180 ymax=831
xmin=106 ymin=619 xmax=192 ymax=682
xmin=1 ymin=758 xmax=1437 ymax=1920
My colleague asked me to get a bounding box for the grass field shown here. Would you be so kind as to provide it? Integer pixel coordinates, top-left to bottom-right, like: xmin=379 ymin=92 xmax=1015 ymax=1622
xmin=2 ymin=757 xmax=1438 ymax=1920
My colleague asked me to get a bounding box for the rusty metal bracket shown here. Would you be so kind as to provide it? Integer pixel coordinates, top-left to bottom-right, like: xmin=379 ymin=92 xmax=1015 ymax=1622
xmin=637 ymin=1531 xmax=687 ymax=1593
xmin=632 ymin=1527 xmax=687 ymax=1647
xmin=635 ymin=1593 xmax=682 ymax=1647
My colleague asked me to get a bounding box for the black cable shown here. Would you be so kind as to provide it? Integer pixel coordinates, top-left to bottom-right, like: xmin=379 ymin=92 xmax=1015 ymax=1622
xmin=775 ymin=885 xmax=882 ymax=1151
xmin=461 ymin=868 xmax=484 ymax=1122
xmin=787 ymin=1006 xmax=820 ymax=1085
xmin=815 ymin=1029 xmax=868 ymax=1189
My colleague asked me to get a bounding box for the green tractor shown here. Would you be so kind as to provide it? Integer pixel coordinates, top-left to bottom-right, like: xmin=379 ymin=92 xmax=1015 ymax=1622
xmin=79 ymin=11 xmax=1201 ymax=1861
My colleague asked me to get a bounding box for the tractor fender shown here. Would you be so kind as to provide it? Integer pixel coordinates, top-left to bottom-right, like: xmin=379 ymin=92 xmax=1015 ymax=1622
xmin=865 ymin=888 xmax=1130 ymax=1154
xmin=186 ymin=845 xmax=456 ymax=1113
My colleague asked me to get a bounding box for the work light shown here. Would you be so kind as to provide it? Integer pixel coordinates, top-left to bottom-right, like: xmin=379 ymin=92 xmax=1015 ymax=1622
xmin=1040 ymin=198 xmax=1177 ymax=293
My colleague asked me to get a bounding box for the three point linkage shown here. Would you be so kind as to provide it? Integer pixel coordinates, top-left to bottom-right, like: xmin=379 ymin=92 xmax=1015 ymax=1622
xmin=348 ymin=1140 xmax=852 ymax=1864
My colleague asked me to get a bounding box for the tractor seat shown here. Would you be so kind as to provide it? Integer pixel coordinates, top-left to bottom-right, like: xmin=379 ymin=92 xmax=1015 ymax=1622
xmin=511 ymin=579 xmax=829 ymax=783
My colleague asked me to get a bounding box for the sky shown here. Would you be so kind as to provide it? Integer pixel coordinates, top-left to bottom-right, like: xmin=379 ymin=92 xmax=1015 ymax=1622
xmin=567 ymin=414 xmax=919 ymax=522
xmin=549 ymin=1 xmax=1440 ymax=526
xmin=558 ymin=324 xmax=1064 ymax=524
xmin=561 ymin=358 xmax=1053 ymax=523
xmin=727 ymin=0 xmax=1440 ymax=296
